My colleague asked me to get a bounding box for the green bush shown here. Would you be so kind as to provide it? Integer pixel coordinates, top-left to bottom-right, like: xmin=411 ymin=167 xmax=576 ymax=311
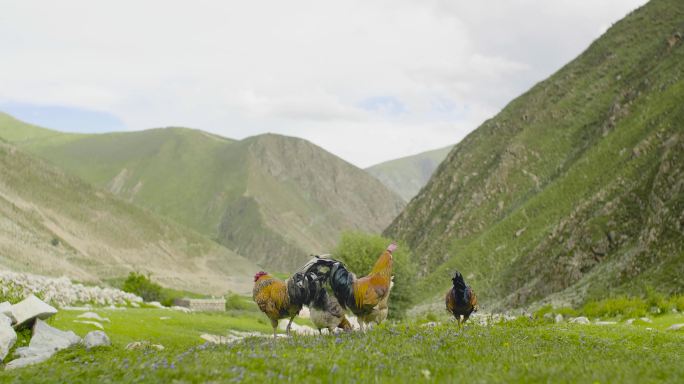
xmin=122 ymin=272 xmax=164 ymax=303
xmin=225 ymin=293 xmax=256 ymax=311
xmin=582 ymin=296 xmax=648 ymax=319
xmin=332 ymin=231 xmax=417 ymax=319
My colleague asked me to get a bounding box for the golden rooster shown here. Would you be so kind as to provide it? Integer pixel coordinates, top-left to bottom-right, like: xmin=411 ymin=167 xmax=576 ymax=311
xmin=445 ymin=270 xmax=478 ymax=327
xmin=309 ymin=242 xmax=396 ymax=331
xmin=252 ymin=260 xmax=323 ymax=339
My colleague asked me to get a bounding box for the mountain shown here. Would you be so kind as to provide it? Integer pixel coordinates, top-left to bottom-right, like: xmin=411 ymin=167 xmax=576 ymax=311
xmin=0 ymin=115 xmax=405 ymax=271
xmin=385 ymin=0 xmax=684 ymax=309
xmin=0 ymin=140 xmax=258 ymax=295
xmin=366 ymin=145 xmax=453 ymax=201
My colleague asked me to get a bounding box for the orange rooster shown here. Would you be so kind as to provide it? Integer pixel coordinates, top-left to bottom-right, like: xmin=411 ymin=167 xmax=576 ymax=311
xmin=309 ymin=242 xmax=396 ymax=331
xmin=252 ymin=260 xmax=323 ymax=339
xmin=445 ymin=270 xmax=478 ymax=327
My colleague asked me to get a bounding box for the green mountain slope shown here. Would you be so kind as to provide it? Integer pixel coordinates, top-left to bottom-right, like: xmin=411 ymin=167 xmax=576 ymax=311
xmin=366 ymin=145 xmax=453 ymax=201
xmin=0 ymin=141 xmax=258 ymax=294
xmin=385 ymin=0 xmax=684 ymax=309
xmin=0 ymin=116 xmax=405 ymax=271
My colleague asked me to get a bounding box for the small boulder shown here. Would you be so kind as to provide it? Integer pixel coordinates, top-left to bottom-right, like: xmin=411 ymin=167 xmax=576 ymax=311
xmin=84 ymin=331 xmax=111 ymax=349
xmin=73 ymin=320 xmax=104 ymax=330
xmin=666 ymin=323 xmax=684 ymax=331
xmin=77 ymin=312 xmax=110 ymax=323
xmin=5 ymin=319 xmax=81 ymax=370
xmin=10 ymin=295 xmax=58 ymax=329
xmin=625 ymin=318 xmax=635 ymax=325
xmin=569 ymin=316 xmax=590 ymax=325
xmin=554 ymin=314 xmax=564 ymax=324
xmin=0 ymin=302 xmax=15 ymax=324
xmin=125 ymin=341 xmax=164 ymax=351
xmin=171 ymin=306 xmax=191 ymax=313
xmin=147 ymin=301 xmax=164 ymax=308
xmin=639 ymin=317 xmax=653 ymax=323
xmin=595 ymin=321 xmax=617 ymax=326
xmin=0 ymin=314 xmax=17 ymax=362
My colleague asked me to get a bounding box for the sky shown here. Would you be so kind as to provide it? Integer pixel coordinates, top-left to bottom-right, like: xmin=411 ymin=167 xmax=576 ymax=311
xmin=0 ymin=0 xmax=647 ymax=167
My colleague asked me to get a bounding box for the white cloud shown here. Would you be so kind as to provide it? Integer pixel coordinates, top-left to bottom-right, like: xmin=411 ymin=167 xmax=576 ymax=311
xmin=0 ymin=0 xmax=647 ymax=167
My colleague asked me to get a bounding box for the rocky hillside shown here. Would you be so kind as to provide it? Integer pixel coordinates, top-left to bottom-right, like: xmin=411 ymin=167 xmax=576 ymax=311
xmin=366 ymin=145 xmax=453 ymax=201
xmin=0 ymin=141 xmax=257 ymax=294
xmin=386 ymin=0 xmax=684 ymax=309
xmin=0 ymin=118 xmax=405 ymax=271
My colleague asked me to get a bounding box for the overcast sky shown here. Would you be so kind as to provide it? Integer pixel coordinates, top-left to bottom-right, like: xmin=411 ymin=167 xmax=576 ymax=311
xmin=0 ymin=0 xmax=647 ymax=167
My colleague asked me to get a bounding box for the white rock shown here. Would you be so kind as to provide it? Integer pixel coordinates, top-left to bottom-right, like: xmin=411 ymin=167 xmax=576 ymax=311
xmin=0 ymin=302 xmax=14 ymax=323
xmin=125 ymin=341 xmax=165 ymax=351
xmin=666 ymin=323 xmax=684 ymax=331
xmin=278 ymin=320 xmax=316 ymax=335
xmin=298 ymin=307 xmax=310 ymax=319
xmin=73 ymin=320 xmax=104 ymax=330
xmin=639 ymin=317 xmax=653 ymax=323
xmin=5 ymin=319 xmax=81 ymax=370
xmin=625 ymin=318 xmax=635 ymax=325
xmin=147 ymin=301 xmax=164 ymax=308
xmin=77 ymin=312 xmax=110 ymax=323
xmin=595 ymin=321 xmax=617 ymax=325
xmin=84 ymin=331 xmax=111 ymax=349
xmin=171 ymin=306 xmax=191 ymax=313
xmin=0 ymin=314 xmax=17 ymax=362
xmin=10 ymin=295 xmax=58 ymax=329
xmin=554 ymin=314 xmax=564 ymax=323
xmin=569 ymin=316 xmax=590 ymax=324
xmin=159 ymin=317 xmax=171 ymax=320
xmin=130 ymin=302 xmax=140 ymax=308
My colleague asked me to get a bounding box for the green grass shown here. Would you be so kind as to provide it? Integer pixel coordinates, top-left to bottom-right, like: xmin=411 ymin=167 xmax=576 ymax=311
xmin=1 ymin=308 xmax=683 ymax=383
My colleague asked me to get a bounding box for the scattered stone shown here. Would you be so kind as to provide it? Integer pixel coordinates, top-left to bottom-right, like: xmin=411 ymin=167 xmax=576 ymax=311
xmin=595 ymin=321 xmax=617 ymax=326
xmin=6 ymin=319 xmax=81 ymax=370
xmin=554 ymin=314 xmax=564 ymax=324
xmin=543 ymin=313 xmax=553 ymax=320
xmin=278 ymin=320 xmax=316 ymax=335
xmin=84 ymin=331 xmax=111 ymax=349
xmin=0 ymin=302 xmax=14 ymax=323
xmin=77 ymin=312 xmax=110 ymax=323
xmin=421 ymin=322 xmax=440 ymax=327
xmin=159 ymin=317 xmax=171 ymax=320
xmin=170 ymin=306 xmax=191 ymax=313
xmin=625 ymin=318 xmax=635 ymax=325
xmin=666 ymin=324 xmax=684 ymax=331
xmin=10 ymin=295 xmax=58 ymax=329
xmin=569 ymin=317 xmax=590 ymax=324
xmin=73 ymin=320 xmax=104 ymax=330
xmin=147 ymin=301 xmax=164 ymax=308
xmin=130 ymin=302 xmax=140 ymax=308
xmin=125 ymin=341 xmax=164 ymax=351
xmin=0 ymin=270 xmax=143 ymax=307
xmin=0 ymin=314 xmax=17 ymax=362
xmin=639 ymin=317 xmax=653 ymax=323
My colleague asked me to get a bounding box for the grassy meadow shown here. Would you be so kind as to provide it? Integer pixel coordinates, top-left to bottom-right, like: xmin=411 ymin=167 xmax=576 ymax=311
xmin=1 ymin=305 xmax=683 ymax=383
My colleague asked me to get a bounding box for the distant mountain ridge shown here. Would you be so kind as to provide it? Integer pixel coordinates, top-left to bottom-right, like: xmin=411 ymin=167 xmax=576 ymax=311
xmin=0 ymin=114 xmax=405 ymax=271
xmin=0 ymin=140 xmax=258 ymax=294
xmin=385 ymin=0 xmax=684 ymax=309
xmin=366 ymin=145 xmax=453 ymax=201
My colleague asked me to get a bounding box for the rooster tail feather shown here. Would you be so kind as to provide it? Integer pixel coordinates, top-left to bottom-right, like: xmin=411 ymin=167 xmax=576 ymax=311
xmin=329 ymin=261 xmax=356 ymax=310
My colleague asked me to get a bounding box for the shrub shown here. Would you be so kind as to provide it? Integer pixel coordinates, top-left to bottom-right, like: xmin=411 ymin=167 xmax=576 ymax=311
xmin=332 ymin=231 xmax=417 ymax=319
xmin=122 ymin=272 xmax=164 ymax=303
xmin=225 ymin=293 xmax=256 ymax=311
xmin=582 ymin=296 xmax=647 ymax=319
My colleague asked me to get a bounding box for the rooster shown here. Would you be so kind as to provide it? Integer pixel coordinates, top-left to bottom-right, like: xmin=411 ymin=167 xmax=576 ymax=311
xmin=308 ymin=242 xmax=396 ymax=331
xmin=252 ymin=259 xmax=323 ymax=339
xmin=309 ymin=290 xmax=352 ymax=334
xmin=445 ymin=270 xmax=478 ymax=327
